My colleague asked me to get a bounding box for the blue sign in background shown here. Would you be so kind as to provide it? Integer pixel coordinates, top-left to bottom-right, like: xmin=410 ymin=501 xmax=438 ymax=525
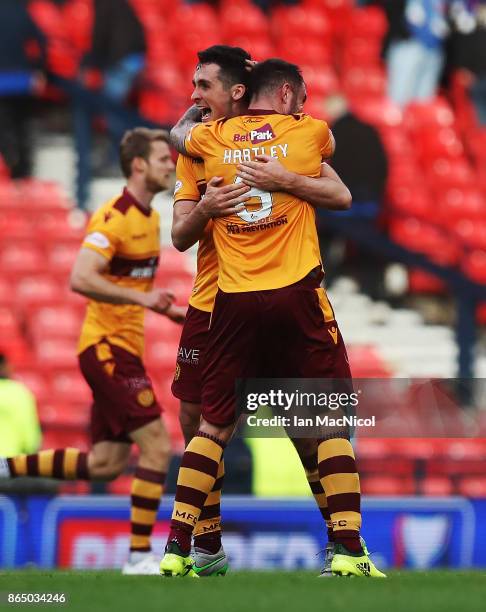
xmin=1 ymin=495 xmax=486 ymax=569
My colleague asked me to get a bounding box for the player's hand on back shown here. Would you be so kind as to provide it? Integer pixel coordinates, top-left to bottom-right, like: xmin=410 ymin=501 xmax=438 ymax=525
xmin=238 ymin=155 xmax=293 ymax=192
xmin=199 ymin=176 xmax=250 ymax=218
xmin=164 ymin=304 xmax=187 ymax=325
xmin=140 ymin=288 xmax=175 ymax=314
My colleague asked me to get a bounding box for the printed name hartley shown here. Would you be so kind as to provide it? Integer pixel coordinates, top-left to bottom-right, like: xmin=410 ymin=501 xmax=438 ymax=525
xmin=246 ymin=415 xmax=376 ymax=428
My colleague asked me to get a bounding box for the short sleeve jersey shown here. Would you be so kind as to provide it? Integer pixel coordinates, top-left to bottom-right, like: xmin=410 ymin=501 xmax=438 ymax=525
xmin=185 ymin=111 xmax=333 ymax=292
xmin=174 ymin=155 xmax=219 ymax=313
xmin=77 ymin=188 xmax=160 ymax=357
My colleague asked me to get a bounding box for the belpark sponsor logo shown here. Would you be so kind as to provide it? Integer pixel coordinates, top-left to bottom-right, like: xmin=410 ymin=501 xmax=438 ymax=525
xmin=234 ymin=123 xmax=275 ymax=144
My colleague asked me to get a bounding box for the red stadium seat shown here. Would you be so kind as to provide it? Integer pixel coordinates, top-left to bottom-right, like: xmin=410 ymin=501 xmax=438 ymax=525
xmin=38 ymin=401 xmax=90 ymax=428
xmin=344 ymin=6 xmax=388 ymax=41
xmin=362 ymin=475 xmax=415 ymax=496
xmin=458 ymin=477 xmax=486 ymax=497
xmin=408 ymin=269 xmax=446 ymax=294
xmin=29 ymin=306 xmax=83 ymax=340
xmin=342 ymin=66 xmax=386 ymax=99
xmin=0 ymin=307 xmax=21 ymax=337
xmin=0 ymin=277 xmax=14 ymax=307
xmin=427 ymin=158 xmax=475 ymax=191
xmin=387 ymin=186 xmax=433 ymax=220
xmin=145 ymin=340 xmax=179 ymax=370
xmin=437 ymin=188 xmax=485 ymax=223
xmin=453 ymin=220 xmax=486 ymax=250
xmin=224 ymin=37 xmax=275 ymax=62
xmin=35 ymin=209 xmax=86 ymax=242
xmin=356 ymin=438 xmax=396 ymax=459
xmin=341 ymin=37 xmax=383 ymax=69
xmin=107 ymin=475 xmax=133 ymax=495
xmin=351 ymin=98 xmax=403 ymax=128
xmin=16 ymin=179 xmax=71 ymax=211
xmin=50 ymin=371 xmax=92 ymax=404
xmin=0 ymin=243 xmax=45 ymax=276
xmin=415 ymin=128 xmax=464 ymax=161
xmin=0 ymin=181 xmax=20 ymax=210
xmin=271 ymin=6 xmax=331 ymax=40
xmin=357 ymin=456 xmax=414 ymax=476
xmin=145 ymin=311 xmax=183 ymax=343
xmin=173 ymin=4 xmax=218 ymax=31
xmin=275 ymin=39 xmax=332 ymax=67
xmin=46 ymin=242 xmax=80 ymax=276
xmin=302 ymin=66 xmax=339 ymax=98
xmin=346 ymin=345 xmax=392 ymax=377
xmin=41 ymin=427 xmax=89 ymax=451
xmin=221 ymin=2 xmax=269 ymax=38
xmin=0 ymin=211 xmax=33 ymax=240
xmin=13 ymin=370 xmax=51 ymax=404
xmin=35 ymin=339 xmax=78 ymax=369
xmin=462 ymin=250 xmax=486 ymax=284
xmin=445 ymin=439 xmax=486 ymax=460
xmin=390 ymin=218 xmax=460 ymax=266
xmin=420 ymin=476 xmax=454 ymax=496
xmin=404 ymin=98 xmax=455 ymax=131
xmin=15 ymin=276 xmax=62 ymax=307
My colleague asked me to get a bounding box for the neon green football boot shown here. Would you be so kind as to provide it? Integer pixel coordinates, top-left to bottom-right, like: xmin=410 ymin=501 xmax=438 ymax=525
xmin=331 ymin=541 xmax=387 ymax=578
xmin=159 ymin=542 xmax=199 ymax=578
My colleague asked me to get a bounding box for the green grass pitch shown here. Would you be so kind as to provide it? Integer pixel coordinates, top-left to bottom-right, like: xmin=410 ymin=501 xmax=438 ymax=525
xmin=1 ymin=570 xmax=485 ymax=612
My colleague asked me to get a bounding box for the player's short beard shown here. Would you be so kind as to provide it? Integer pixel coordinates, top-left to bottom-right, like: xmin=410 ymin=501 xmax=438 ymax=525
xmin=145 ymin=175 xmax=165 ymax=194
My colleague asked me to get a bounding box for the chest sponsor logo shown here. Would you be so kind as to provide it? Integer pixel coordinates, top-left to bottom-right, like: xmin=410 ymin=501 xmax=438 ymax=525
xmin=226 ymin=215 xmax=288 ymax=235
xmin=130 ymin=257 xmax=158 ymax=278
xmin=233 ymin=123 xmax=275 ymax=144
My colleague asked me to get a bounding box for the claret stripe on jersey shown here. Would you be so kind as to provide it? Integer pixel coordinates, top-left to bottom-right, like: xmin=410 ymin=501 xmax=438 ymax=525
xmin=109 ymin=254 xmax=159 ymax=278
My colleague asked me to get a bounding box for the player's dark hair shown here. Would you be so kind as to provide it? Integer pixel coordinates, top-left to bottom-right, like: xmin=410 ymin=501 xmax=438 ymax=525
xmin=250 ymin=58 xmax=304 ymax=99
xmin=119 ymin=127 xmax=170 ymax=178
xmin=197 ymin=45 xmax=252 ymax=101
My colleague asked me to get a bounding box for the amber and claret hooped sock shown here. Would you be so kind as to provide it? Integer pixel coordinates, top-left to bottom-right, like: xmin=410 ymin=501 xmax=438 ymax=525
xmin=194 ymin=459 xmax=225 ymax=554
xmin=317 ymin=437 xmax=362 ymax=553
xmin=7 ymin=448 xmax=90 ymax=480
xmin=129 ymin=466 xmax=166 ymax=553
xmin=168 ymin=432 xmax=225 ymax=555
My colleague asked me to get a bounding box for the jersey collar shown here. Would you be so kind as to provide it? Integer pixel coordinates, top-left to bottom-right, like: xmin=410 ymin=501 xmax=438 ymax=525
xmin=245 ymin=109 xmax=279 ymax=115
xmin=122 ymin=187 xmax=151 ymax=217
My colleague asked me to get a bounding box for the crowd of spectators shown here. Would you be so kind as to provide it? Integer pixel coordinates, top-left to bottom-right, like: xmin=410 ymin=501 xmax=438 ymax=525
xmin=0 ymin=0 xmax=485 ymax=183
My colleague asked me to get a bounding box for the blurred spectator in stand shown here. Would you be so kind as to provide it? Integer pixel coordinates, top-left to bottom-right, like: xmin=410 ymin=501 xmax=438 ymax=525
xmin=367 ymin=0 xmax=449 ymax=107
xmin=0 ymin=353 xmax=41 ymax=459
xmin=74 ymin=0 xmax=147 ymax=181
xmin=326 ymin=93 xmax=388 ymax=219
xmin=0 ymin=0 xmax=46 ymax=178
xmin=447 ymin=0 xmax=486 ymax=125
xmin=318 ymin=93 xmax=389 ymax=296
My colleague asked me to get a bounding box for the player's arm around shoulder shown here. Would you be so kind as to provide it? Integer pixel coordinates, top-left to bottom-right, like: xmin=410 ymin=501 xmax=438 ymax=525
xmin=237 ymin=151 xmax=351 ymax=211
xmin=172 ymin=178 xmax=250 ymax=251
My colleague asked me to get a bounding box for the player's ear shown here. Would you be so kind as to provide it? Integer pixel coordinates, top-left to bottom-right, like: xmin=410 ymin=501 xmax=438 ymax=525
xmin=281 ymin=82 xmax=292 ymax=104
xmin=132 ymin=156 xmax=147 ymax=174
xmin=231 ymin=84 xmax=246 ymax=102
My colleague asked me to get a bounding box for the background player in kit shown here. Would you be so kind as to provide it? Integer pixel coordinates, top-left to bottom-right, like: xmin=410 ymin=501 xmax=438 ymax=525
xmin=162 ymin=59 xmax=386 ymax=579
xmin=1 ymin=128 xmax=183 ymax=575
xmin=170 ymin=46 xmax=354 ymax=577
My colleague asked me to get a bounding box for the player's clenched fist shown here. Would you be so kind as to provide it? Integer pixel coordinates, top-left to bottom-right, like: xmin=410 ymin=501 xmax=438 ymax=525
xmin=140 ymin=288 xmax=175 ymax=314
xmin=199 ymin=176 xmax=250 ymax=218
